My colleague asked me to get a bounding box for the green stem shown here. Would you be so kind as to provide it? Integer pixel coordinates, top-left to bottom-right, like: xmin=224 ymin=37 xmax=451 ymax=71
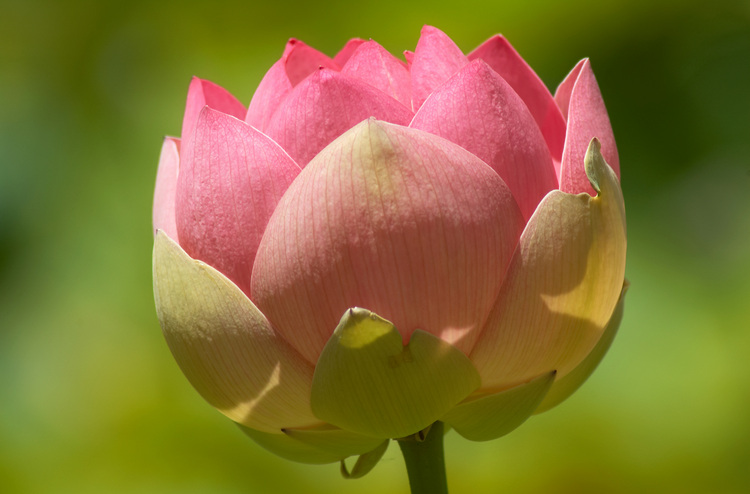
xmin=397 ymin=422 xmax=448 ymax=494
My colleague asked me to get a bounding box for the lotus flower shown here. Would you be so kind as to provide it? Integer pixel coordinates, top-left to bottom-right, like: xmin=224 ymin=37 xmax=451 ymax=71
xmin=152 ymin=26 xmax=627 ymax=470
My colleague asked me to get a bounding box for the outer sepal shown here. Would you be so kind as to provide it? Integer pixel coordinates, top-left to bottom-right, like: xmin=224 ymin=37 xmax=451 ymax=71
xmin=441 ymin=371 xmax=555 ymax=441
xmin=310 ymin=308 xmax=481 ymax=439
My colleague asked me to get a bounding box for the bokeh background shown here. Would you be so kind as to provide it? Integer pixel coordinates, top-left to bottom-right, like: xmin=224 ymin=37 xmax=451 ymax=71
xmin=1 ymin=0 xmax=749 ymax=492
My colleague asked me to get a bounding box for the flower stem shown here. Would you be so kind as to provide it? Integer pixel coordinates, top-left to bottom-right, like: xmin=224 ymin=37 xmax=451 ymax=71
xmin=397 ymin=422 xmax=449 ymax=494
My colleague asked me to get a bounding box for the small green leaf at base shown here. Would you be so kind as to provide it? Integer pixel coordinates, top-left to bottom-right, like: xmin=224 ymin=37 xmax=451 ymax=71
xmin=442 ymin=371 xmax=555 ymax=441
xmin=340 ymin=440 xmax=390 ymax=479
xmin=311 ymin=308 xmax=481 ymax=439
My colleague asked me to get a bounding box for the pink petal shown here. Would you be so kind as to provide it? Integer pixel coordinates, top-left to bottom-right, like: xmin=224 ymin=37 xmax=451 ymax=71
xmin=411 ymin=60 xmax=557 ymax=221
xmin=553 ymin=60 xmax=583 ymax=119
xmin=284 ymin=39 xmax=340 ymax=87
xmin=469 ymin=35 xmax=566 ymax=168
xmin=469 ymin=140 xmax=626 ymax=390
xmin=410 ymin=26 xmax=468 ymax=110
xmin=181 ymin=77 xmax=246 ymax=144
xmin=333 ymin=38 xmax=367 ymax=66
xmin=246 ymin=39 xmax=341 ymax=132
xmin=251 ymin=119 xmax=524 ymax=364
xmin=403 ymin=50 xmax=414 ymax=67
xmin=176 ymin=107 xmax=301 ymax=296
xmin=264 ymin=69 xmax=413 ymax=167
xmin=246 ymin=58 xmax=293 ymax=132
xmin=342 ymin=40 xmax=411 ymax=107
xmin=153 ymin=136 xmax=181 ymax=240
xmin=557 ymin=59 xmax=619 ymax=194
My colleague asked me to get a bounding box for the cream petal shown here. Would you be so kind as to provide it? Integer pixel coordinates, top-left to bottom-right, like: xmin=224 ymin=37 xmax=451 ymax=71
xmin=534 ymin=280 xmax=628 ymax=414
xmin=470 ymin=139 xmax=626 ymax=389
xmin=152 ymin=232 xmax=318 ymax=433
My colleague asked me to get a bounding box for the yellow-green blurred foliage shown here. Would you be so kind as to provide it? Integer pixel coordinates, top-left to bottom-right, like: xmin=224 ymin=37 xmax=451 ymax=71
xmin=1 ymin=0 xmax=749 ymax=492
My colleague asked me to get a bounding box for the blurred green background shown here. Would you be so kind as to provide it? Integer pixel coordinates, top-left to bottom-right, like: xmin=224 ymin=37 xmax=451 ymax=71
xmin=1 ymin=0 xmax=749 ymax=492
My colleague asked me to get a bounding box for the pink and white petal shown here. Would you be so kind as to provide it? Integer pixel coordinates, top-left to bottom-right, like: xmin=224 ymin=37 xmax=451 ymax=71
xmin=252 ymin=120 xmax=524 ymax=364
xmin=470 ymin=139 xmax=626 ymax=391
xmin=411 ymin=60 xmax=557 ymax=221
xmin=342 ymin=40 xmax=411 ymax=107
xmin=153 ymin=136 xmax=180 ymax=240
xmin=333 ymin=38 xmax=367 ymax=66
xmin=469 ymin=35 xmax=566 ymax=168
xmin=176 ymin=107 xmax=301 ymax=296
xmin=284 ymin=39 xmax=340 ymax=87
xmin=246 ymin=58 xmax=293 ymax=132
xmin=558 ymin=59 xmax=619 ymax=195
xmin=153 ymin=232 xmax=318 ymax=433
xmin=181 ymin=77 xmax=246 ymax=144
xmin=264 ymin=69 xmax=413 ymax=167
xmin=410 ymin=26 xmax=468 ymax=110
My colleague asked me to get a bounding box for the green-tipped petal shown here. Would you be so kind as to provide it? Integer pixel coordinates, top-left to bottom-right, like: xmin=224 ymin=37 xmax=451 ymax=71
xmin=535 ymin=281 xmax=629 ymax=414
xmin=311 ymin=308 xmax=481 ymax=439
xmin=340 ymin=440 xmax=390 ymax=479
xmin=441 ymin=372 xmax=555 ymax=441
xmin=153 ymin=231 xmax=318 ymax=432
xmin=283 ymin=424 xmax=385 ymax=458
xmin=470 ymin=138 xmax=626 ymax=390
xmin=237 ymin=425 xmax=341 ymax=464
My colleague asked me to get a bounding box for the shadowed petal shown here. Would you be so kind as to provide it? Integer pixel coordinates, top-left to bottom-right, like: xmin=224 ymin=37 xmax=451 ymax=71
xmin=411 ymin=60 xmax=557 ymax=221
xmin=469 ymin=35 xmax=566 ymax=169
xmin=557 ymin=60 xmax=620 ymax=194
xmin=442 ymin=371 xmax=555 ymax=441
xmin=283 ymin=423 xmax=385 ymax=458
xmin=470 ymin=139 xmax=626 ymax=390
xmin=153 ymin=232 xmax=318 ymax=433
xmin=534 ymin=281 xmax=628 ymax=413
xmin=410 ymin=26 xmax=468 ymax=109
xmin=342 ymin=40 xmax=411 ymax=106
xmin=252 ymin=119 xmax=524 ymax=363
xmin=264 ymin=69 xmax=413 ymax=167
xmin=176 ymin=107 xmax=301 ymax=295
xmin=153 ymin=137 xmax=180 ymax=240
xmin=238 ymin=426 xmax=341 ymax=464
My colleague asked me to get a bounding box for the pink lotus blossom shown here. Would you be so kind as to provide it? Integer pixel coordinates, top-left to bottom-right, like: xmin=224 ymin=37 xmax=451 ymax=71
xmin=153 ymin=26 xmax=627 ymax=467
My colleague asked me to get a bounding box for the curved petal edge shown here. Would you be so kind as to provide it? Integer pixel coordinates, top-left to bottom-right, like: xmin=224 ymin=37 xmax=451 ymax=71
xmin=152 ymin=231 xmax=318 ymax=433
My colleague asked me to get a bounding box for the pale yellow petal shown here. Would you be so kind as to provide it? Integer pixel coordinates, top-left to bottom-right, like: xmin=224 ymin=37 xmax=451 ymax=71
xmin=471 ymin=139 xmax=626 ymax=389
xmin=153 ymin=231 xmax=318 ymax=432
